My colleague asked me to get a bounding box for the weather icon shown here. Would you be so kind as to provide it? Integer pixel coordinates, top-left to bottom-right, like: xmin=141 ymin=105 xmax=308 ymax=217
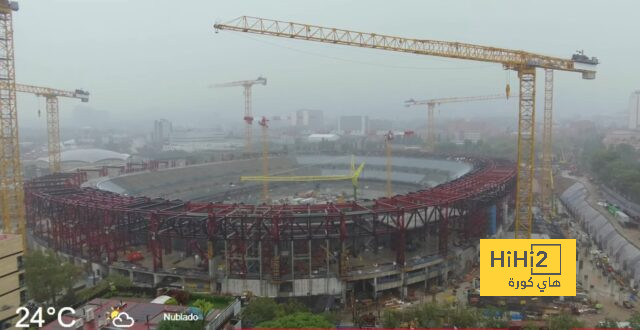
xmin=112 ymin=312 xmax=135 ymax=328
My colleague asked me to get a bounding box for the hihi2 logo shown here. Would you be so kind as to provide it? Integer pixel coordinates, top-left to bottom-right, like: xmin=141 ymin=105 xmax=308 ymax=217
xmin=480 ymin=239 xmax=575 ymax=296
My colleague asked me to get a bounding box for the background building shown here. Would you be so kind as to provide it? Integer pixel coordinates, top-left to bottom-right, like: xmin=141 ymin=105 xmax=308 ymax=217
xmin=603 ymin=130 xmax=640 ymax=150
xmin=294 ymin=109 xmax=324 ymax=131
xmin=338 ymin=115 xmax=369 ymax=135
xmin=153 ymin=119 xmax=173 ymax=145
xmin=630 ymin=91 xmax=640 ymax=131
xmin=165 ymin=128 xmax=240 ymax=152
xmin=0 ymin=234 xmax=25 ymax=329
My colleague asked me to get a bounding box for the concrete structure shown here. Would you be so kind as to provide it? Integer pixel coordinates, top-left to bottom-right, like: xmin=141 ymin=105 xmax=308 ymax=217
xmin=0 ymin=234 xmax=25 ymax=329
xmin=294 ymin=109 xmax=323 ymax=130
xmin=339 ymin=115 xmax=369 ymax=135
xmin=630 ymin=91 xmax=640 ymax=131
xmin=26 ymin=153 xmax=514 ymax=301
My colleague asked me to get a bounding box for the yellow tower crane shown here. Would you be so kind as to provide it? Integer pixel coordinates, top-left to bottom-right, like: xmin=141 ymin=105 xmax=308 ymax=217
xmin=384 ymin=131 xmax=393 ymax=198
xmin=0 ymin=83 xmax=89 ymax=173
xmin=258 ymin=116 xmax=269 ymax=202
xmin=0 ymin=1 xmax=23 ymax=241
xmin=405 ymin=94 xmax=512 ymax=151
xmin=212 ymin=77 xmax=266 ymax=153
xmin=213 ymin=16 xmax=598 ymax=239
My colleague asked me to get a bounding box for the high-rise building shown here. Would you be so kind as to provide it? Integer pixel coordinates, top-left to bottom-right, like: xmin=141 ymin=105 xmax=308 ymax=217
xmin=153 ymin=119 xmax=173 ymax=144
xmin=0 ymin=234 xmax=25 ymax=329
xmin=630 ymin=90 xmax=640 ymax=130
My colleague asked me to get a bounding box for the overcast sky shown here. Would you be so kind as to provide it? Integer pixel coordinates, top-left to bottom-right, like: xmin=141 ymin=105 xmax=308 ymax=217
xmin=13 ymin=0 xmax=639 ymax=131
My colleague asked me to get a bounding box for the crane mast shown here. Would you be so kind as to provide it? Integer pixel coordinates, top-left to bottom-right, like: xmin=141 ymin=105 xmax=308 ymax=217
xmin=213 ymin=77 xmax=267 ymax=153
xmin=214 ymin=16 xmax=598 ymax=239
xmin=258 ymin=116 xmax=269 ymax=202
xmin=0 ymin=1 xmax=22 ymax=242
xmin=541 ymin=69 xmax=554 ymax=219
xmin=384 ymin=131 xmax=393 ymax=197
xmin=405 ymin=94 xmax=511 ymax=152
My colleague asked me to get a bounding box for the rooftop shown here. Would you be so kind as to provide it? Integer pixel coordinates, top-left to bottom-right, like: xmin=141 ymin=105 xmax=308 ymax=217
xmin=37 ymin=148 xmax=130 ymax=164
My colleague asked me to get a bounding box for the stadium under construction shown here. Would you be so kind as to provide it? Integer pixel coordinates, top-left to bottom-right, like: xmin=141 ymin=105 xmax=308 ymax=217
xmin=24 ymin=151 xmax=515 ymax=300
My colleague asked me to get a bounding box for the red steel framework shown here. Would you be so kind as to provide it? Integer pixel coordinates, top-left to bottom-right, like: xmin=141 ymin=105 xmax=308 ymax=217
xmin=25 ymin=155 xmax=515 ymax=281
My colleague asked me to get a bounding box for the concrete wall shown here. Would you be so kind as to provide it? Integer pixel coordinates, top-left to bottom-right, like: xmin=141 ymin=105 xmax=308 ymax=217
xmin=221 ymin=277 xmax=344 ymax=297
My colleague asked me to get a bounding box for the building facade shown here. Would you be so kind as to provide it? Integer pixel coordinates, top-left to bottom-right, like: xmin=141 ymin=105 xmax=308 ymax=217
xmin=153 ymin=119 xmax=173 ymax=145
xmin=0 ymin=234 xmax=25 ymax=329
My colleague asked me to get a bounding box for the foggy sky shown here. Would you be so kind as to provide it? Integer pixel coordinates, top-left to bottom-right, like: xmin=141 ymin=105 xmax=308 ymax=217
xmin=13 ymin=0 xmax=639 ymax=131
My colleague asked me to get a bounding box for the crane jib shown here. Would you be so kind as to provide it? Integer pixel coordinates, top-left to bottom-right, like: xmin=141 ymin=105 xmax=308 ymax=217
xmin=214 ymin=16 xmax=597 ymax=76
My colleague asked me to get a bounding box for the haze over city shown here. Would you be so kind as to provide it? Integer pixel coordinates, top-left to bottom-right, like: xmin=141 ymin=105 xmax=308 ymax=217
xmin=14 ymin=0 xmax=639 ymax=130
xmin=2 ymin=1 xmax=640 ymax=329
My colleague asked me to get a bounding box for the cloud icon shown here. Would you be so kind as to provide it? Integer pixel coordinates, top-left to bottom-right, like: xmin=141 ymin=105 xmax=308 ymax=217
xmin=112 ymin=312 xmax=135 ymax=328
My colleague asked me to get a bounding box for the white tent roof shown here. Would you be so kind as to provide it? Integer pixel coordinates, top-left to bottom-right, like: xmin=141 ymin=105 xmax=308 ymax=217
xmin=37 ymin=148 xmax=130 ymax=164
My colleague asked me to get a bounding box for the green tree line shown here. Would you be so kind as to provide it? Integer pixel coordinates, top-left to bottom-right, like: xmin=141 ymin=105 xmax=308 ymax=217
xmin=589 ymin=143 xmax=640 ymax=203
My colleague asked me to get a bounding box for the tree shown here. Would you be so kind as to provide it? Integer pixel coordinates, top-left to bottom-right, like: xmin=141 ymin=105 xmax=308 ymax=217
xmin=588 ymin=143 xmax=640 ymax=203
xmin=257 ymin=312 xmax=333 ymax=328
xmin=280 ymin=299 xmax=309 ymax=316
xmin=628 ymin=312 xmax=640 ymax=329
xmin=242 ymin=297 xmax=282 ymax=326
xmin=481 ymin=306 xmax=508 ymax=328
xmin=414 ymin=303 xmax=444 ymax=328
xmin=548 ymin=314 xmax=584 ymax=330
xmin=156 ymin=320 xmax=203 ymax=330
xmin=599 ymin=318 xmax=621 ymax=328
xmin=522 ymin=321 xmax=541 ymax=330
xmin=191 ymin=299 xmax=215 ymax=316
xmin=241 ymin=297 xmax=308 ymax=326
xmin=381 ymin=310 xmax=402 ymax=328
xmin=24 ymin=250 xmax=81 ymax=304
xmin=105 ymin=273 xmax=132 ymax=287
xmin=447 ymin=306 xmax=481 ymax=328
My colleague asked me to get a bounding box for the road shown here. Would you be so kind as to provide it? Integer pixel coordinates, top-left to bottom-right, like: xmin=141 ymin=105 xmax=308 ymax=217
xmin=562 ymin=171 xmax=640 ymax=250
